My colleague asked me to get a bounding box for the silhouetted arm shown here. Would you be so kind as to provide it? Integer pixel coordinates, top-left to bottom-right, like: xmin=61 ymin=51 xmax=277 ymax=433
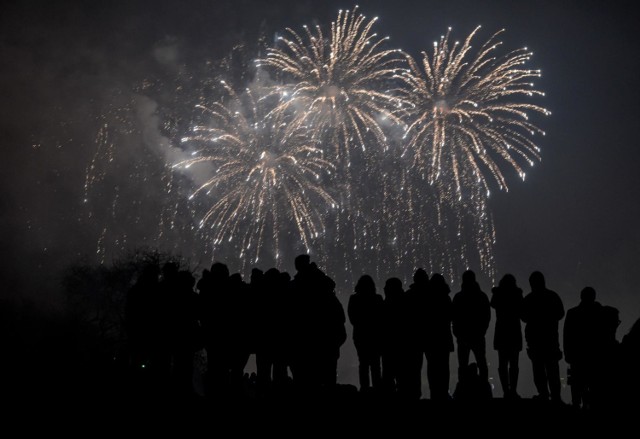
xmin=563 ymin=309 xmax=575 ymax=364
xmin=553 ymin=292 xmax=565 ymax=321
xmin=482 ymin=294 xmax=491 ymax=334
xmin=520 ymin=295 xmax=531 ymax=323
xmin=347 ymin=295 xmax=357 ymax=327
xmin=490 ymin=287 xmax=499 ymax=311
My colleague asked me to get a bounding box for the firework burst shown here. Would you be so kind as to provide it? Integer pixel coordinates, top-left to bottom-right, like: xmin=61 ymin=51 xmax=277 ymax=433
xmin=399 ymin=26 xmax=550 ymax=194
xmin=259 ymin=5 xmax=406 ymax=163
xmin=397 ymin=26 xmax=549 ymax=275
xmin=174 ymin=80 xmax=337 ymax=265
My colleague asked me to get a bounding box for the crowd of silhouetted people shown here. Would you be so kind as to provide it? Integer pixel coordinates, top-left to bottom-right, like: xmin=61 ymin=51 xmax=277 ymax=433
xmin=125 ymin=254 xmax=640 ymax=410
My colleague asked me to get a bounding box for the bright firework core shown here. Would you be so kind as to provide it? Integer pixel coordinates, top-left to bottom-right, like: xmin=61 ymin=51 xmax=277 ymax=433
xmin=259 ymin=151 xmax=278 ymax=168
xmin=433 ymin=99 xmax=451 ymax=116
xmin=321 ymin=84 xmax=342 ymax=99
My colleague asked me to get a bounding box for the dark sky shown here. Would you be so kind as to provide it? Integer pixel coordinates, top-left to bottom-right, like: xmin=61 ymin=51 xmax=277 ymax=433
xmin=1 ymin=0 xmax=639 ymax=393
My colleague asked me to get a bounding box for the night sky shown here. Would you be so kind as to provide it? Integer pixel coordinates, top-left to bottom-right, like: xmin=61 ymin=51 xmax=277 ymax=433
xmin=1 ymin=0 xmax=639 ymax=395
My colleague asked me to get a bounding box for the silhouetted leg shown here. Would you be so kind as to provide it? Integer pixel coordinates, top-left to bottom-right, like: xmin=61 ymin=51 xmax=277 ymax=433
xmin=498 ymin=350 xmax=509 ymax=397
xmin=508 ymin=350 xmax=520 ymax=396
xmin=457 ymin=339 xmax=471 ymax=380
xmin=273 ymin=357 xmax=288 ymax=385
xmin=205 ymin=345 xmax=229 ymax=396
xmin=531 ymin=356 xmax=549 ymax=399
xmin=256 ymin=351 xmax=273 ymax=389
xmin=230 ymin=350 xmax=250 ymax=391
xmin=547 ymin=358 xmax=562 ymax=402
xmin=427 ymin=350 xmax=450 ymax=400
xmin=396 ymin=350 xmax=409 ymax=398
xmin=382 ymin=350 xmax=397 ymax=393
xmin=472 ymin=339 xmax=489 ymax=383
xmin=371 ymin=352 xmax=382 ymax=390
xmin=400 ymin=349 xmax=422 ymax=400
xmin=569 ymin=363 xmax=583 ymax=407
xmin=295 ymin=352 xmax=313 ymax=389
xmin=357 ymin=345 xmax=373 ymax=390
xmin=325 ymin=354 xmax=339 ymax=387
xmin=173 ymin=348 xmax=195 ymax=396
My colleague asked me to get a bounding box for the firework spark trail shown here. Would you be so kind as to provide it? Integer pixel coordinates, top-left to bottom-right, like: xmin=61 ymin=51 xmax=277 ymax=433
xmin=174 ymin=80 xmax=337 ymax=267
xmin=397 ymin=26 xmax=549 ymax=275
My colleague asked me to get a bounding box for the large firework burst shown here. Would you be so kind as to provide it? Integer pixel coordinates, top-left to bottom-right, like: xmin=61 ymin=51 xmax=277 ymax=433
xmin=397 ymin=26 xmax=549 ymax=275
xmin=258 ymin=5 xmax=406 ymax=163
xmin=174 ymin=80 xmax=336 ymax=265
xmin=399 ymin=26 xmax=550 ymax=194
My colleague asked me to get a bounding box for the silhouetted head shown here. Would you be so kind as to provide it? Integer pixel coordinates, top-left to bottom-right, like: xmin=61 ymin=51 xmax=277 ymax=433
xmin=430 ymin=273 xmax=450 ymax=294
xmin=355 ymin=275 xmax=376 ymax=295
xmin=250 ymin=268 xmax=264 ymax=285
xmin=279 ymin=271 xmax=291 ymax=283
xmin=499 ymin=274 xmax=517 ymax=289
xmin=196 ymin=269 xmax=210 ymax=292
xmin=462 ymin=270 xmax=476 ymax=285
xmin=265 ymin=267 xmax=280 ymax=284
xmin=295 ymin=254 xmax=311 ymax=272
xmin=580 ymin=286 xmax=596 ymax=303
xmin=210 ymin=262 xmax=230 ymax=279
xmin=529 ymin=271 xmax=546 ymax=290
xmin=384 ymin=277 xmax=403 ymax=298
xmin=177 ymin=270 xmax=195 ymax=290
xmin=162 ymin=261 xmax=179 ymax=278
xmin=413 ymin=268 xmax=429 ymax=285
xmin=139 ymin=264 xmax=160 ymax=284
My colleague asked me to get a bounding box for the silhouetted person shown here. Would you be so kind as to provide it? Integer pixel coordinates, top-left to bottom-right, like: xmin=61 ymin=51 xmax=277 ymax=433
xmin=491 ymin=274 xmax=523 ymax=399
xmin=273 ymin=271 xmax=293 ymax=386
xmin=621 ymin=318 xmax=640 ymax=410
xmin=563 ymin=287 xmax=602 ymax=408
xmin=452 ymin=270 xmax=491 ymax=388
xmin=315 ymin=263 xmax=346 ymax=388
xmin=125 ymin=264 xmax=160 ymax=373
xmin=291 ymin=255 xmax=346 ymax=390
xmin=198 ymin=262 xmax=232 ymax=394
xmin=401 ymin=268 xmax=430 ymax=400
xmin=591 ymin=304 xmax=620 ymax=410
xmin=521 ymin=271 xmax=565 ymax=402
xmin=167 ymin=270 xmax=201 ymax=397
xmin=256 ymin=267 xmax=281 ymax=389
xmin=290 ymin=256 xmax=311 ymax=385
xmin=348 ymin=275 xmax=384 ymax=392
xmin=381 ymin=277 xmax=404 ymax=394
xmin=248 ymin=267 xmax=265 ymax=361
xmin=228 ymin=272 xmax=252 ymax=384
xmin=423 ymin=273 xmax=454 ymax=401
xmin=155 ymin=262 xmax=180 ymax=379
